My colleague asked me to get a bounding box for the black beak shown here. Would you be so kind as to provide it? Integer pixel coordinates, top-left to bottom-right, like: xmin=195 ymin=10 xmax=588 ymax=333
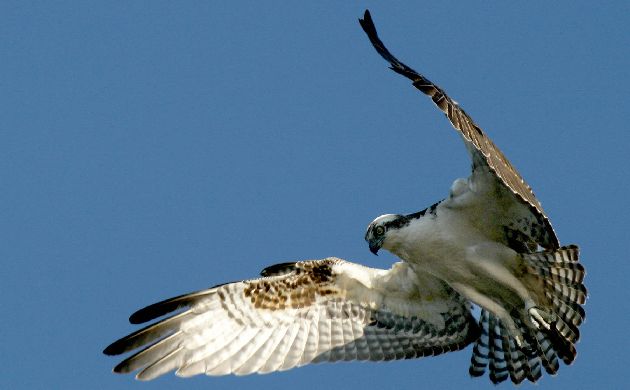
xmin=369 ymin=242 xmax=380 ymax=255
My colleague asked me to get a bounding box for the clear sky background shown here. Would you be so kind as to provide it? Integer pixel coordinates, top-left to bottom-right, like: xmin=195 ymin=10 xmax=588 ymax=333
xmin=2 ymin=1 xmax=629 ymax=389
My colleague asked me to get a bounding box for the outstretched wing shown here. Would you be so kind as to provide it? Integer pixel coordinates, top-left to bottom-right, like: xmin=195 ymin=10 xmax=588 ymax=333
xmin=104 ymin=258 xmax=478 ymax=380
xmin=359 ymin=10 xmax=558 ymax=249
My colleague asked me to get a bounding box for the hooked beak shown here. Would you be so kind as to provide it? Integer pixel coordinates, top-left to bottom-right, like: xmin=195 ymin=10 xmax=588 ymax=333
xmin=368 ymin=241 xmax=381 ymax=255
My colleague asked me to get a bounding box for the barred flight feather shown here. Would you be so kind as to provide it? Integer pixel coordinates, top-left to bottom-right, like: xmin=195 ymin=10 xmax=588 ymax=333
xmin=104 ymin=259 xmax=478 ymax=380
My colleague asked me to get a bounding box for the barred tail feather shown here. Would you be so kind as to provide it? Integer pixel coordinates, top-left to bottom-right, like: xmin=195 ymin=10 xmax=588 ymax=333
xmin=471 ymin=312 xmax=543 ymax=384
xmin=512 ymin=316 xmax=543 ymax=382
xmin=470 ymin=245 xmax=586 ymax=384
xmin=469 ymin=310 xmax=490 ymax=377
xmin=499 ymin=320 xmax=529 ymax=384
xmin=523 ymin=245 xmax=586 ymax=352
xmin=522 ymin=245 xmax=586 ymax=378
xmin=533 ymin=327 xmax=560 ymax=375
xmin=488 ymin=315 xmax=508 ymax=384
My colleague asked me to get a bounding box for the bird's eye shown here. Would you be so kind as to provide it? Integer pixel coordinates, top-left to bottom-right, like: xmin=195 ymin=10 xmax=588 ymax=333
xmin=374 ymin=225 xmax=385 ymax=236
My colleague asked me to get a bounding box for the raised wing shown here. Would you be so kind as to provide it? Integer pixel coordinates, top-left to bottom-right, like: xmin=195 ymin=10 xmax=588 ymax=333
xmin=104 ymin=258 xmax=478 ymax=380
xmin=359 ymin=10 xmax=559 ymax=249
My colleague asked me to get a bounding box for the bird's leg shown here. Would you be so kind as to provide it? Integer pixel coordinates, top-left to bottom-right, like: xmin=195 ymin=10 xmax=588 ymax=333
xmin=450 ymin=282 xmax=524 ymax=347
xmin=524 ymin=299 xmax=555 ymax=330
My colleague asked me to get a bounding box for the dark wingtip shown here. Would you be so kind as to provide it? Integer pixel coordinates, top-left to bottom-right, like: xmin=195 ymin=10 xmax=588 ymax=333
xmin=128 ymin=296 xmax=186 ymax=324
xmin=358 ymin=9 xmax=376 ymax=36
xmin=357 ymin=8 xmax=421 ymax=83
xmin=127 ymin=290 xmax=203 ymax=324
xmin=112 ymin=358 xmax=134 ymax=374
xmin=128 ymin=305 xmax=158 ymax=324
xmin=359 ymin=9 xmax=371 ymax=24
xmin=103 ymin=339 xmax=124 ymax=356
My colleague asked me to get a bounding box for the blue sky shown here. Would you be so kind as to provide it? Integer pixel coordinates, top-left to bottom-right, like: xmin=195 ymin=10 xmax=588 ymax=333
xmin=2 ymin=1 xmax=629 ymax=389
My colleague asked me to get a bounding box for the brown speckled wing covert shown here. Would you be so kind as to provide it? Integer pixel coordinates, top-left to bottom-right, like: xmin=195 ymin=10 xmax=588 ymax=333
xmin=103 ymin=258 xmax=478 ymax=380
xmin=359 ymin=10 xmax=559 ymax=249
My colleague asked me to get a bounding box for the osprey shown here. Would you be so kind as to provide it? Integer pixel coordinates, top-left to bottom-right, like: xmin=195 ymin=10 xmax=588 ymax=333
xmin=104 ymin=10 xmax=586 ymax=385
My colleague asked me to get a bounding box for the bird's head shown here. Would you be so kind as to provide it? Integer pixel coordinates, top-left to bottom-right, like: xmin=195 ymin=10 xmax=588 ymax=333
xmin=364 ymin=214 xmax=406 ymax=255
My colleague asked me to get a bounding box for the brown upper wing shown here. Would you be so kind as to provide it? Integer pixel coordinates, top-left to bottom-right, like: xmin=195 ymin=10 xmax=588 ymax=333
xmin=359 ymin=10 xmax=559 ymax=249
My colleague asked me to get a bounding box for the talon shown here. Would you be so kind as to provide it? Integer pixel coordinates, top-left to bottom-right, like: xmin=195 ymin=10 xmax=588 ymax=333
xmin=504 ymin=321 xmax=524 ymax=347
xmin=514 ymin=333 xmax=524 ymax=348
xmin=528 ymin=307 xmax=551 ymax=330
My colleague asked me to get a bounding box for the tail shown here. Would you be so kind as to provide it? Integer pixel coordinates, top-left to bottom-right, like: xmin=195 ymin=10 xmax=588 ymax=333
xmin=469 ymin=245 xmax=586 ymax=384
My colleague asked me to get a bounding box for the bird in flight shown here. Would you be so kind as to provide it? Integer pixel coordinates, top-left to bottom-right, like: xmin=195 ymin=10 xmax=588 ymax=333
xmin=104 ymin=10 xmax=586 ymax=385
